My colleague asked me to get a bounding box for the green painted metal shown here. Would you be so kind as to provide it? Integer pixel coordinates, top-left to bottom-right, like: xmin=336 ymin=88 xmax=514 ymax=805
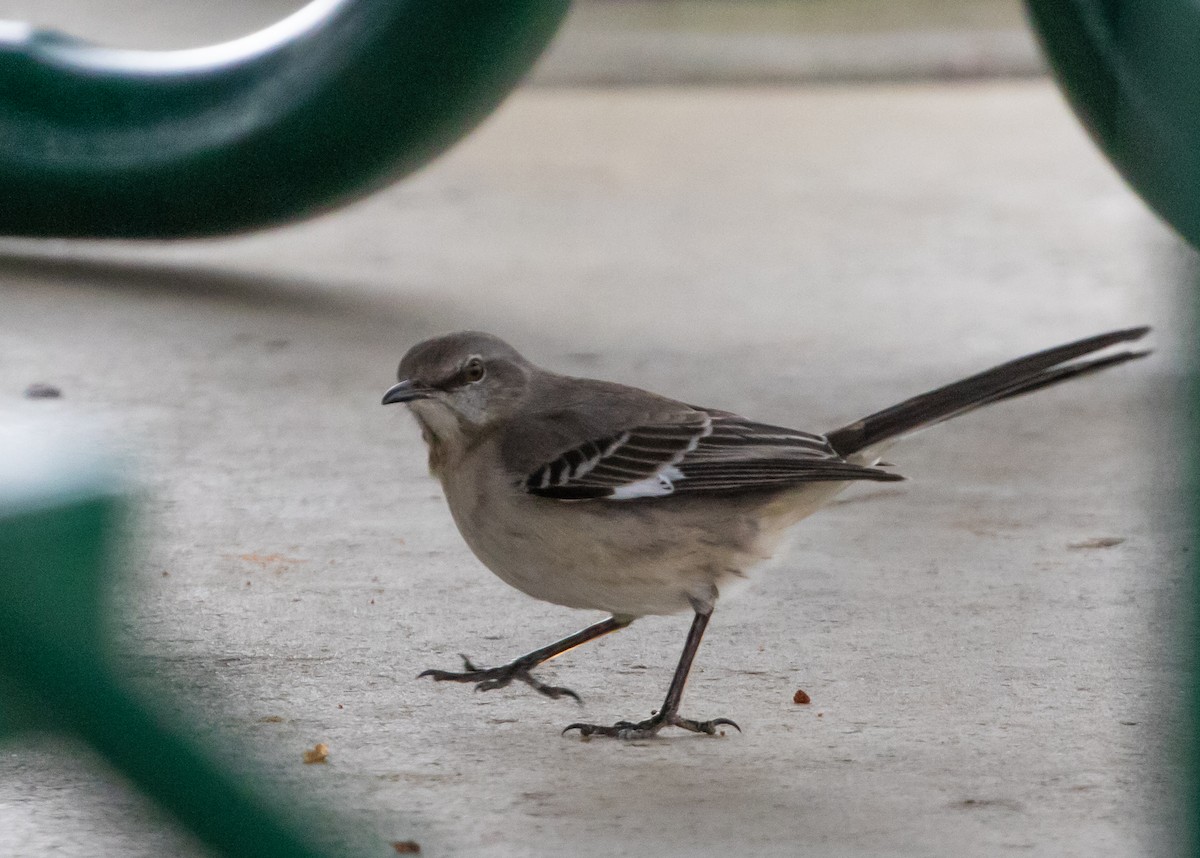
xmin=0 ymin=0 xmax=570 ymax=238
xmin=1025 ymin=0 xmax=1200 ymax=250
xmin=0 ymin=429 xmax=367 ymax=857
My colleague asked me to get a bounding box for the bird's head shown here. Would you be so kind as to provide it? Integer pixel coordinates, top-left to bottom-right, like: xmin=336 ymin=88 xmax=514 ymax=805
xmin=382 ymin=332 xmax=534 ymax=444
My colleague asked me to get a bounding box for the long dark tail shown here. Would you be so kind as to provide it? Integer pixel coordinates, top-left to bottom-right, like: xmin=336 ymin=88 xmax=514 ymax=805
xmin=825 ymin=327 xmax=1151 ymax=458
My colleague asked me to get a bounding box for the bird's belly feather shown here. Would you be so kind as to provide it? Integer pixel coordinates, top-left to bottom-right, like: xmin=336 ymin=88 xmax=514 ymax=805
xmin=440 ymin=459 xmax=850 ymax=617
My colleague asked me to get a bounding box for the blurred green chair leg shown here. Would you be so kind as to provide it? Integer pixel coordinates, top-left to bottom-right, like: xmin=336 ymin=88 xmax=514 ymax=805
xmin=0 ymin=424 xmax=369 ymax=858
xmin=1025 ymin=0 xmax=1200 ymax=249
xmin=0 ymin=0 xmax=570 ymax=238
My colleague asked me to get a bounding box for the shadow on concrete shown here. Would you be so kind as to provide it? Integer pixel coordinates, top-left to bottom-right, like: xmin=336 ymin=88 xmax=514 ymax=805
xmin=0 ymin=249 xmax=412 ymax=322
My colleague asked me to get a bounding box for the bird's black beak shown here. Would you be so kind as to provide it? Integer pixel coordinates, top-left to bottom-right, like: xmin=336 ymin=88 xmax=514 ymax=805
xmin=381 ymin=380 xmax=433 ymax=405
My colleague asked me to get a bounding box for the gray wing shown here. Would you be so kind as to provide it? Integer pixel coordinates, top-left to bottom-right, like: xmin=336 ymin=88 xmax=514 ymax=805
xmin=524 ymin=411 xmax=903 ymax=501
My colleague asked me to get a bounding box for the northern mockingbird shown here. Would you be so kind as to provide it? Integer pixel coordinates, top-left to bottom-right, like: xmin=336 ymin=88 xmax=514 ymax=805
xmin=382 ymin=327 xmax=1149 ymax=739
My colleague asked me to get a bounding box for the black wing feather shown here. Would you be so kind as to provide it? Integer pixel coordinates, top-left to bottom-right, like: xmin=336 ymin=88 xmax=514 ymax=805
xmin=525 ymin=412 xmax=901 ymax=500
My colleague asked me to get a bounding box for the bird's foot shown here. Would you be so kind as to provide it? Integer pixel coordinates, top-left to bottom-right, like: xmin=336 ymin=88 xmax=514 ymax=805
xmin=562 ymin=710 xmax=740 ymax=740
xmin=418 ymin=654 xmax=580 ymax=702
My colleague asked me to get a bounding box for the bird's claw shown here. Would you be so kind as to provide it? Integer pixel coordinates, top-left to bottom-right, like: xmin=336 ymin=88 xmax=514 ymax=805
xmin=418 ymin=655 xmax=581 ymax=702
xmin=562 ymin=713 xmax=740 ymax=740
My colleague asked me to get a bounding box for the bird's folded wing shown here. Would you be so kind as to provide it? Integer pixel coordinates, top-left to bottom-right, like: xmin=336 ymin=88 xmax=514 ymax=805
xmin=523 ymin=412 xmax=903 ymax=501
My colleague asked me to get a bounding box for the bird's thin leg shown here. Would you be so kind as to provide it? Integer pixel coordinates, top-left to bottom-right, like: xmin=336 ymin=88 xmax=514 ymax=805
xmin=563 ymin=602 xmax=740 ymax=739
xmin=418 ymin=615 xmax=631 ymax=702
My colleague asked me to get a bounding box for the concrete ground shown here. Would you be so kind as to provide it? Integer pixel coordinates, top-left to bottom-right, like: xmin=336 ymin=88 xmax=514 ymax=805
xmin=530 ymin=0 xmax=1043 ymax=84
xmin=8 ymin=0 xmax=1042 ymax=83
xmin=0 ymin=82 xmax=1192 ymax=856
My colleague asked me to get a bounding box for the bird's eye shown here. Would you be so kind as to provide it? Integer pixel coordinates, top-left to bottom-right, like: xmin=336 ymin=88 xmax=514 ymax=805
xmin=462 ymin=357 xmax=486 ymax=383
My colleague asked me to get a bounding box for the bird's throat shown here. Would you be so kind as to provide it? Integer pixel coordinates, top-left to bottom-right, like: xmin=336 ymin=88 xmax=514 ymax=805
xmin=410 ymin=403 xmax=469 ymax=476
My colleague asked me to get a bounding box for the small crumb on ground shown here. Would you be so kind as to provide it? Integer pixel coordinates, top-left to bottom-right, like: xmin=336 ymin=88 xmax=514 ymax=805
xmin=392 ymin=841 xmax=421 ymax=854
xmin=303 ymin=743 xmax=330 ymax=764
xmin=24 ymin=383 xmax=61 ymax=399
xmin=258 ymin=715 xmax=284 ymax=723
xmin=237 ymin=552 xmax=306 ymax=572
xmin=1067 ymin=537 xmax=1125 ymax=550
xmin=952 ymin=798 xmax=1022 ymax=812
xmin=793 ymin=689 xmax=811 ymax=705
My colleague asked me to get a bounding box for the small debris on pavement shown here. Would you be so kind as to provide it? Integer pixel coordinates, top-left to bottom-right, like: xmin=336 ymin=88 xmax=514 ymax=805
xmin=237 ymin=552 xmax=306 ymax=572
xmin=303 ymin=743 xmax=330 ymax=764
xmin=1067 ymin=537 xmax=1126 ymax=550
xmin=391 ymin=841 xmax=421 ymax=854
xmin=793 ymin=689 xmax=811 ymax=705
xmin=24 ymin=383 xmax=61 ymax=399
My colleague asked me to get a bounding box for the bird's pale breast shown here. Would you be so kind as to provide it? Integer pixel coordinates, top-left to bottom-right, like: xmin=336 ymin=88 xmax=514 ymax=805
xmin=437 ymin=441 xmax=850 ymax=617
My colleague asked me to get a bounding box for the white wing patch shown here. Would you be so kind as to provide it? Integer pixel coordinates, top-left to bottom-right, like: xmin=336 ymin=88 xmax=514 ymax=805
xmin=609 ymin=465 xmax=685 ymax=499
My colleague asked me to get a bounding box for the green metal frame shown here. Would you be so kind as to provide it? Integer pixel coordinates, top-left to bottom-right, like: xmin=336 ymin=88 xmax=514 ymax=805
xmin=0 ymin=0 xmax=570 ymax=237
xmin=1026 ymin=0 xmax=1200 ymax=249
xmin=0 ymin=429 xmax=367 ymax=857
